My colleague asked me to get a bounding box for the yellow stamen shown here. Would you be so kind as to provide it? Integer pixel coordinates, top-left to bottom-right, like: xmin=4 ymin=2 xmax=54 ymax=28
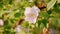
xmin=30 ymin=13 xmax=34 ymax=18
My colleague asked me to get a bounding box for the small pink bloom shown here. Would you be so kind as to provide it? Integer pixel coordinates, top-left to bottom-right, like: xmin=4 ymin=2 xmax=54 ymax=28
xmin=24 ymin=6 xmax=40 ymax=24
xmin=0 ymin=19 xmax=4 ymax=26
xmin=15 ymin=25 xmax=21 ymax=34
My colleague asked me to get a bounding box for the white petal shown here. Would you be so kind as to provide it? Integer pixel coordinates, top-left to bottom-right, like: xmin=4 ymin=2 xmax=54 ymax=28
xmin=32 ymin=6 xmax=40 ymax=16
xmin=24 ymin=7 xmax=32 ymax=16
xmin=25 ymin=17 xmax=37 ymax=24
xmin=25 ymin=17 xmax=29 ymax=21
xmin=0 ymin=19 xmax=4 ymax=26
xmin=15 ymin=25 xmax=21 ymax=32
xmin=28 ymin=18 xmax=37 ymax=23
xmin=32 ymin=6 xmax=40 ymax=12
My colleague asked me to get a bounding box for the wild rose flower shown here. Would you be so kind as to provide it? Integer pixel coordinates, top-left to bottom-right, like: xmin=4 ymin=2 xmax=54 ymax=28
xmin=15 ymin=25 xmax=29 ymax=34
xmin=0 ymin=19 xmax=4 ymax=26
xmin=15 ymin=25 xmax=22 ymax=34
xmin=24 ymin=6 xmax=40 ymax=24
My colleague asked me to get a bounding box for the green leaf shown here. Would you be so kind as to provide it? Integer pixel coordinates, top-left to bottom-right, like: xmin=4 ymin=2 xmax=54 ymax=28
xmin=40 ymin=11 xmax=49 ymax=19
xmin=33 ymin=27 xmax=40 ymax=34
xmin=4 ymin=31 xmax=11 ymax=34
xmin=53 ymin=2 xmax=60 ymax=13
xmin=38 ymin=20 xmax=42 ymax=27
xmin=14 ymin=12 xmax=21 ymax=18
xmin=22 ymin=21 xmax=29 ymax=28
xmin=8 ymin=0 xmax=12 ymax=4
xmin=10 ymin=19 xmax=15 ymax=23
xmin=0 ymin=2 xmax=3 ymax=9
xmin=42 ymin=19 xmax=48 ymax=28
xmin=11 ymin=32 xmax=15 ymax=34
xmin=4 ymin=20 xmax=12 ymax=34
xmin=47 ymin=10 xmax=52 ymax=15
xmin=47 ymin=0 xmax=56 ymax=11
xmin=4 ymin=20 xmax=11 ymax=29
xmin=4 ymin=20 xmax=9 ymax=27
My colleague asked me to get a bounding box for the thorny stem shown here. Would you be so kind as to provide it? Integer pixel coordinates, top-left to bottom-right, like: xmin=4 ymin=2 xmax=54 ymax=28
xmin=14 ymin=18 xmax=30 ymax=34
xmin=14 ymin=19 xmax=24 ymax=28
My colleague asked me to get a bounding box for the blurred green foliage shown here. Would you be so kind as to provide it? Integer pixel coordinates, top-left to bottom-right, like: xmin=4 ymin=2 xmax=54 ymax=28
xmin=0 ymin=0 xmax=60 ymax=34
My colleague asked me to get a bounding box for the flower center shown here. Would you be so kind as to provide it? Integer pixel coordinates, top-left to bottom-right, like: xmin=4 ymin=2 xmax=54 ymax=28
xmin=29 ymin=13 xmax=35 ymax=18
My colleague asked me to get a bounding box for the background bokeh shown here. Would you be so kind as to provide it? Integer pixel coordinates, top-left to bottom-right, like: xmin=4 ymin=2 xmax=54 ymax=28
xmin=0 ymin=0 xmax=60 ymax=34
